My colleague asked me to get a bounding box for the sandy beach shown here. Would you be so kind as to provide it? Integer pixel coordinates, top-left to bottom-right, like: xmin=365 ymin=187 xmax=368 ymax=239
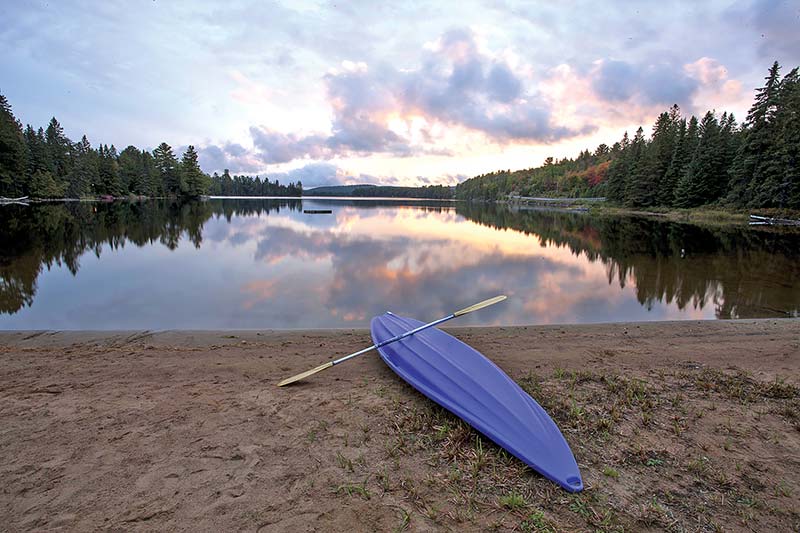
xmin=1 ymin=319 xmax=798 ymax=532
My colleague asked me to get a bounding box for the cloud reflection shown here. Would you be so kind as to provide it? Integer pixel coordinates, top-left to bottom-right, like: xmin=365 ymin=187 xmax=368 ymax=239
xmin=228 ymin=203 xmax=726 ymax=326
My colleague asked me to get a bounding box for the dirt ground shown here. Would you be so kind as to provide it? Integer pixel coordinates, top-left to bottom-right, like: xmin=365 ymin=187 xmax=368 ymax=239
xmin=1 ymin=319 xmax=798 ymax=532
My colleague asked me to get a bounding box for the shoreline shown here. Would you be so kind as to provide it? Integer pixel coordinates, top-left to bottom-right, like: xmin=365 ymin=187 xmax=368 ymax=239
xmin=2 ymin=319 xmax=798 ymax=531
xmin=588 ymin=204 xmax=800 ymax=226
xmin=11 ymin=196 xmax=800 ymax=229
xmin=3 ymin=315 xmax=800 ymax=343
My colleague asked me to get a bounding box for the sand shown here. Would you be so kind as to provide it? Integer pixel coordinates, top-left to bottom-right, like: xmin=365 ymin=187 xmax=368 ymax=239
xmin=1 ymin=319 xmax=798 ymax=532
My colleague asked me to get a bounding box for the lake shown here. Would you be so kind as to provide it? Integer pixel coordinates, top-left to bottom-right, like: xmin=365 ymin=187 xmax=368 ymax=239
xmin=1 ymin=198 xmax=798 ymax=329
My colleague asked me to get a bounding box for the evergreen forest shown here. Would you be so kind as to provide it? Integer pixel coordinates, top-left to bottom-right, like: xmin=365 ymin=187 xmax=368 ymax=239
xmin=0 ymin=100 xmax=302 ymax=199
xmin=456 ymin=62 xmax=800 ymax=210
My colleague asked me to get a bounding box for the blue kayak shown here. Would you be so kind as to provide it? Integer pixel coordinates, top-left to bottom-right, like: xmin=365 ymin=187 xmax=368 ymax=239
xmin=370 ymin=312 xmax=583 ymax=493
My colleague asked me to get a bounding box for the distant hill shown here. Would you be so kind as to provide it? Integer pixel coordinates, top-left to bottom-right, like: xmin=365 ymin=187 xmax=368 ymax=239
xmin=305 ymin=184 xmax=455 ymax=199
xmin=303 ymin=184 xmax=377 ymax=196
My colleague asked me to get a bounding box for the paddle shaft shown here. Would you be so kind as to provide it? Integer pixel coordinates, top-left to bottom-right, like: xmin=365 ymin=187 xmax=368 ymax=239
xmin=332 ymin=313 xmax=454 ymax=366
xmin=277 ymin=295 xmax=506 ymax=386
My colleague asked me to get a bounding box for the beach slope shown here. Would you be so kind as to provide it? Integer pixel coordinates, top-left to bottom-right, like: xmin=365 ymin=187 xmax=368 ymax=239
xmin=1 ymin=320 xmax=798 ymax=531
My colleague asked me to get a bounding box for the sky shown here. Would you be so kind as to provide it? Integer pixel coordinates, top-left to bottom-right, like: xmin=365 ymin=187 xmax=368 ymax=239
xmin=2 ymin=1 xmax=799 ymax=188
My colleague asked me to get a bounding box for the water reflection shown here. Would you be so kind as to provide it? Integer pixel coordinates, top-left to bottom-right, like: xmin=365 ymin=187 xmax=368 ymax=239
xmin=460 ymin=204 xmax=800 ymax=320
xmin=0 ymin=199 xmax=798 ymax=329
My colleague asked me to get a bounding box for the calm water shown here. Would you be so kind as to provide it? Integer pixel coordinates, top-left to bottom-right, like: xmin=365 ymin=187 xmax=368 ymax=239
xmin=1 ymin=198 xmax=798 ymax=329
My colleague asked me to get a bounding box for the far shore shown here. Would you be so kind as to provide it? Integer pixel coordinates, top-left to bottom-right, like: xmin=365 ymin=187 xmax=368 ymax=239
xmin=1 ymin=319 xmax=798 ymax=531
xmin=590 ymin=204 xmax=800 ymax=226
xmin=11 ymin=195 xmax=800 ymax=230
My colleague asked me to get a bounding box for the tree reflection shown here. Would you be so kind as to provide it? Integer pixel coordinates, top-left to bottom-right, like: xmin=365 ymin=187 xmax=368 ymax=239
xmin=455 ymin=203 xmax=800 ymax=319
xmin=0 ymin=199 xmax=301 ymax=314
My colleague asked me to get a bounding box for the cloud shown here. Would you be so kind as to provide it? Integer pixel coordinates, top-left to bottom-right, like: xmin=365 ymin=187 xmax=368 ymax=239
xmin=487 ymin=63 xmax=523 ymax=103
xmin=398 ymin=29 xmax=592 ymax=142
xmin=245 ymin=62 xmax=413 ymax=164
xmin=194 ymin=142 xmax=263 ymax=174
xmin=727 ymin=0 xmax=800 ymax=62
xmin=439 ymin=173 xmax=469 ymax=185
xmin=684 ymin=57 xmax=748 ymax=115
xmin=237 ymin=28 xmax=594 ymax=166
xmin=265 ymin=162 xmax=345 ymax=188
xmin=260 ymin=162 xmax=397 ymax=188
xmin=591 ymin=60 xmax=637 ymax=101
xmin=638 ymin=65 xmax=699 ymax=107
xmin=176 ymin=27 xmax=756 ymax=181
xmin=591 ymin=59 xmax=699 ymax=107
xmin=248 ymin=128 xmax=329 ymax=164
xmin=324 ymin=63 xmax=412 ymax=154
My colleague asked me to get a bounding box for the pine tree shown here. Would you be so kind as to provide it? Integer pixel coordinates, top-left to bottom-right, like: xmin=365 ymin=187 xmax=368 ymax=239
xmin=97 ymin=144 xmax=122 ymax=195
xmin=67 ymin=135 xmax=97 ymax=198
xmin=647 ymin=106 xmax=681 ymax=202
xmin=718 ymin=112 xmax=741 ymax=190
xmin=671 ymin=116 xmax=700 ymax=207
xmin=119 ymin=146 xmax=145 ymax=195
xmin=605 ymin=132 xmax=630 ymax=203
xmin=684 ymin=116 xmax=700 ymax=155
xmin=675 ymin=112 xmax=725 ymax=206
xmin=659 ymin=118 xmax=686 ymax=206
xmin=45 ymin=117 xmax=71 ymax=180
xmin=221 ymin=169 xmax=234 ymax=195
xmin=30 ymin=125 xmax=69 ymax=198
xmin=624 ymin=127 xmax=649 ymax=207
xmin=209 ymin=172 xmax=221 ymax=195
xmin=24 ymin=125 xmax=52 ymax=176
xmin=180 ymin=145 xmax=207 ymax=197
xmin=752 ymin=67 xmax=800 ymax=207
xmin=775 ymin=68 xmax=800 ymax=208
xmin=728 ymin=62 xmax=782 ymax=206
xmin=141 ymin=151 xmax=160 ymax=197
xmin=0 ymin=93 xmax=27 ymax=197
xmin=153 ymin=142 xmax=183 ymax=195
xmin=28 ymin=168 xmax=66 ymax=198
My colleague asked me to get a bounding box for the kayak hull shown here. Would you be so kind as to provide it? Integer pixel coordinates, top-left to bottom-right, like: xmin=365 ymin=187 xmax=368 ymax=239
xmin=370 ymin=312 xmax=583 ymax=492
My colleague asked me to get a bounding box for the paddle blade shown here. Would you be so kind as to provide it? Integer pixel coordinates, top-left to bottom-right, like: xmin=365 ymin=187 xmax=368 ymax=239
xmin=453 ymin=295 xmax=507 ymax=317
xmin=277 ymin=361 xmax=334 ymax=387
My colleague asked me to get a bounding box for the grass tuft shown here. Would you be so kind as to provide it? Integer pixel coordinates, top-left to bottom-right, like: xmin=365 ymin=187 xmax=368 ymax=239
xmin=602 ymin=466 xmax=620 ymax=479
xmin=520 ymin=509 xmax=555 ymax=532
xmin=335 ymin=480 xmax=371 ymax=500
xmin=499 ymin=491 xmax=526 ymax=509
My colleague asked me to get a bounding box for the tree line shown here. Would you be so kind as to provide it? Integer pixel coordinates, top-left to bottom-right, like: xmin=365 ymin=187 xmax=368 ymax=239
xmin=348 ymin=184 xmax=454 ymax=198
xmin=455 ymin=148 xmax=612 ymax=201
xmin=0 ymin=96 xmax=302 ymax=199
xmin=456 ymin=62 xmax=800 ymax=210
xmin=208 ymin=170 xmax=302 ymax=196
xmin=305 ymin=183 xmax=454 ymax=198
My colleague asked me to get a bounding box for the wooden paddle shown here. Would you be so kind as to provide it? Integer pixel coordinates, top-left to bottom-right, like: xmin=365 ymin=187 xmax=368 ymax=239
xmin=276 ymin=295 xmax=507 ymax=386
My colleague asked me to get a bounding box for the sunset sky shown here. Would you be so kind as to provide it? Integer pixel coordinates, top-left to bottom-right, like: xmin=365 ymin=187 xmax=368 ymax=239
xmin=2 ymin=1 xmax=798 ymax=187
